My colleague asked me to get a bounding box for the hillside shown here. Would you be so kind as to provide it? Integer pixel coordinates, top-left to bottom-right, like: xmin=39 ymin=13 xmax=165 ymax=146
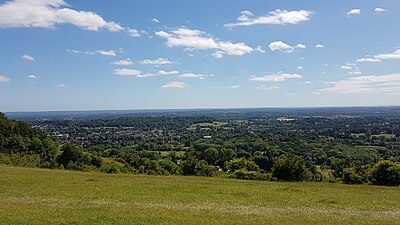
xmin=0 ymin=166 xmax=399 ymax=225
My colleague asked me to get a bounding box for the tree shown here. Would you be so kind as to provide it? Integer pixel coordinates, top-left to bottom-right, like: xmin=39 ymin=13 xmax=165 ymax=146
xmin=57 ymin=144 xmax=88 ymax=167
xmin=180 ymin=156 xmax=197 ymax=176
xmin=225 ymin=158 xmax=259 ymax=172
xmin=195 ymin=160 xmax=214 ymax=176
xmin=370 ymin=160 xmax=400 ymax=186
xmin=203 ymin=147 xmax=219 ymax=165
xmin=272 ymin=154 xmax=310 ymax=181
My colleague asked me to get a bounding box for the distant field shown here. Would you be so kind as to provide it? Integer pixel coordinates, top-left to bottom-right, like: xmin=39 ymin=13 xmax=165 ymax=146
xmin=188 ymin=121 xmax=228 ymax=131
xmin=352 ymin=133 xmax=396 ymax=139
xmin=0 ymin=166 xmax=399 ymax=225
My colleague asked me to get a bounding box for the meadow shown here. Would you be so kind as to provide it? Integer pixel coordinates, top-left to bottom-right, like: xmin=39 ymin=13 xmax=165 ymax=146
xmin=0 ymin=166 xmax=399 ymax=225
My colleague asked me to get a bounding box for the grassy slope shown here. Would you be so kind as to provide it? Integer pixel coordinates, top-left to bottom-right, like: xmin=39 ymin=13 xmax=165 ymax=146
xmin=0 ymin=166 xmax=399 ymax=225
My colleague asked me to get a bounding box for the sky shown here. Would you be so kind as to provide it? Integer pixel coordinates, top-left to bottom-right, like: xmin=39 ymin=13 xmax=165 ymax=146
xmin=0 ymin=0 xmax=400 ymax=112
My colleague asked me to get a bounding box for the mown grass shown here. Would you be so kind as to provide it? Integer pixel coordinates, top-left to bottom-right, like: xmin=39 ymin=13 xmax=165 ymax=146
xmin=0 ymin=166 xmax=399 ymax=224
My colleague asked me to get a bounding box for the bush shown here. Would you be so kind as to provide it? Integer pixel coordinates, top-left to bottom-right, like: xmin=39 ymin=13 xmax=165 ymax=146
xmin=195 ymin=160 xmax=215 ymax=176
xmin=272 ymin=154 xmax=310 ymax=181
xmin=342 ymin=167 xmax=368 ymax=184
xmin=225 ymin=158 xmax=259 ymax=172
xmin=370 ymin=160 xmax=400 ymax=186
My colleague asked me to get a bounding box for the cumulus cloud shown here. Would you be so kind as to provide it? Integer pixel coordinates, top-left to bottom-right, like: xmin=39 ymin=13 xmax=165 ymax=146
xmin=179 ymin=73 xmax=207 ymax=79
xmin=318 ymin=74 xmax=400 ymax=94
xmin=127 ymin=28 xmax=140 ymax=37
xmin=249 ymin=72 xmax=302 ymax=82
xmin=0 ymin=0 xmax=123 ymax=31
xmin=112 ymin=58 xmax=133 ymax=66
xmin=22 ymin=54 xmax=34 ymax=61
xmin=152 ymin=18 xmax=160 ymax=23
xmin=68 ymin=49 xmax=117 ymax=56
xmin=356 ymin=49 xmax=400 ymax=63
xmin=268 ymin=41 xmax=305 ymax=53
xmin=341 ymin=63 xmax=362 ymax=75
xmin=295 ymin=44 xmax=306 ymax=49
xmin=162 ymin=81 xmax=185 ymax=89
xmin=0 ymin=0 xmax=143 ymax=38
xmin=347 ymin=9 xmax=361 ymax=16
xmin=0 ymin=75 xmax=10 ymax=82
xmin=155 ymin=28 xmax=253 ymax=58
xmin=255 ymin=45 xmax=266 ymax=53
xmin=225 ymin=9 xmax=312 ymax=28
xmin=315 ymin=44 xmax=325 ymax=48
xmin=113 ymin=68 xmax=141 ymax=76
xmin=375 ymin=8 xmax=386 ymax=13
xmin=27 ymin=75 xmax=37 ymax=79
xmin=297 ymin=66 xmax=303 ymax=70
xmin=113 ymin=69 xmax=178 ymax=78
xmin=256 ymin=85 xmax=279 ymax=91
xmin=356 ymin=58 xmax=381 ymax=63
xmin=139 ymin=58 xmax=175 ymax=66
xmin=96 ymin=50 xmax=116 ymax=56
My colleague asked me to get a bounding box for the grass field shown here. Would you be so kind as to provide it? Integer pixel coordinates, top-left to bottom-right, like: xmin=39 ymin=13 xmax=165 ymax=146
xmin=0 ymin=166 xmax=399 ymax=224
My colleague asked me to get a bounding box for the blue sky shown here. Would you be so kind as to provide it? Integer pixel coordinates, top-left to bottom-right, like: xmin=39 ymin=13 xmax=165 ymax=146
xmin=0 ymin=0 xmax=399 ymax=111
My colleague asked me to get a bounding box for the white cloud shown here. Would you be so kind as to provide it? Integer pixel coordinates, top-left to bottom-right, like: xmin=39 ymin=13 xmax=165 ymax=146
xmin=152 ymin=18 xmax=160 ymax=23
xmin=112 ymin=58 xmax=133 ymax=66
xmin=56 ymin=83 xmax=66 ymax=88
xmin=249 ymin=72 xmax=302 ymax=82
xmin=113 ymin=69 xmax=178 ymax=78
xmin=0 ymin=0 xmax=123 ymax=32
xmin=269 ymin=41 xmax=293 ymax=52
xmin=304 ymin=81 xmax=312 ymax=84
xmin=375 ymin=49 xmax=400 ymax=60
xmin=341 ymin=65 xmax=353 ymax=70
xmin=356 ymin=58 xmax=381 ymax=63
xmin=22 ymin=54 xmax=34 ymax=61
xmin=156 ymin=28 xmax=253 ymax=58
xmin=256 ymin=85 xmax=279 ymax=91
xmin=139 ymin=58 xmax=175 ymax=66
xmin=268 ymin=41 xmax=305 ymax=53
xmin=0 ymin=75 xmax=10 ymax=82
xmin=297 ymin=66 xmax=303 ymax=70
xmin=255 ymin=45 xmax=266 ymax=53
xmin=127 ymin=28 xmax=140 ymax=37
xmin=179 ymin=73 xmax=207 ymax=79
xmin=341 ymin=63 xmax=362 ymax=75
xmin=356 ymin=49 xmax=400 ymax=63
xmin=375 ymin=8 xmax=386 ymax=13
xmin=318 ymin=74 xmax=400 ymax=94
xmin=68 ymin=49 xmax=117 ymax=56
xmin=225 ymin=9 xmax=312 ymax=28
xmin=27 ymin=75 xmax=37 ymax=79
xmin=316 ymin=44 xmax=325 ymax=48
xmin=295 ymin=44 xmax=306 ymax=49
xmin=347 ymin=9 xmax=361 ymax=16
xmin=96 ymin=50 xmax=116 ymax=56
xmin=113 ymin=68 xmax=141 ymax=76
xmin=162 ymin=81 xmax=185 ymax=89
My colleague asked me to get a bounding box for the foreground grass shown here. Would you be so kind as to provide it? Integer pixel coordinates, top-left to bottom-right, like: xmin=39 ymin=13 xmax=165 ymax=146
xmin=0 ymin=166 xmax=399 ymax=224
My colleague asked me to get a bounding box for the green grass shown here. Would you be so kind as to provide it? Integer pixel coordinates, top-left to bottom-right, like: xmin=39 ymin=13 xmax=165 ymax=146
xmin=0 ymin=166 xmax=399 ymax=224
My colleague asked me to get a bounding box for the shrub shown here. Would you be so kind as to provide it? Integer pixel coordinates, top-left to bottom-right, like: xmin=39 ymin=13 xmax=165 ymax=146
xmin=342 ymin=167 xmax=368 ymax=184
xmin=272 ymin=154 xmax=310 ymax=181
xmin=370 ymin=160 xmax=400 ymax=186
